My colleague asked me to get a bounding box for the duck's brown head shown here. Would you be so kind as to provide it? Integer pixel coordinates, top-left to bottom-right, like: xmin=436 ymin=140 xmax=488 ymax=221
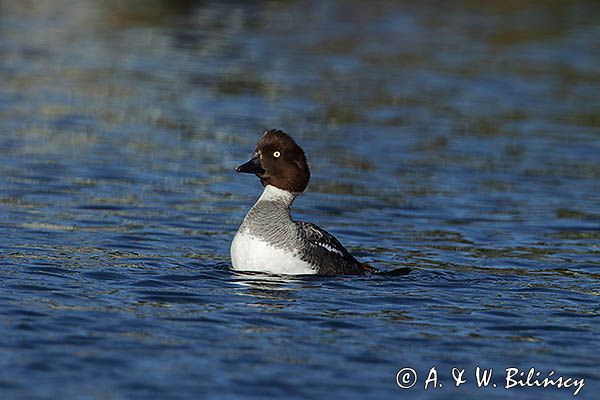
xmin=236 ymin=129 xmax=310 ymax=194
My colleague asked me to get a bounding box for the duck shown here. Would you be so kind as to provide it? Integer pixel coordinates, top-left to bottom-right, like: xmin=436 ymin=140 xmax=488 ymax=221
xmin=231 ymin=129 xmax=406 ymax=276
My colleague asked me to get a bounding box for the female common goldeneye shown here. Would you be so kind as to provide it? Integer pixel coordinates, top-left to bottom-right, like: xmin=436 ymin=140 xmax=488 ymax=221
xmin=231 ymin=129 xmax=387 ymax=276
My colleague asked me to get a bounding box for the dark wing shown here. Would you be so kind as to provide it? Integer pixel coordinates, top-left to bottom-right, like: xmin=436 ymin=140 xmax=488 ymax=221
xmin=295 ymin=221 xmax=366 ymax=275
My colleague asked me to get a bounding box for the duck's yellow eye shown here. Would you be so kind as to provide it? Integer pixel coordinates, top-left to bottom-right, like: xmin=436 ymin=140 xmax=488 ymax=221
xmin=273 ymin=151 xmax=281 ymax=158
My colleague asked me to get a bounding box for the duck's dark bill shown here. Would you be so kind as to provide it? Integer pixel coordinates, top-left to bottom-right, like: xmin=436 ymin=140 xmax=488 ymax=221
xmin=235 ymin=155 xmax=265 ymax=174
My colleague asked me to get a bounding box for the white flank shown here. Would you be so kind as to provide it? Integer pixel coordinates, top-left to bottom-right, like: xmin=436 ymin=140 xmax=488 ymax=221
xmin=231 ymin=231 xmax=316 ymax=275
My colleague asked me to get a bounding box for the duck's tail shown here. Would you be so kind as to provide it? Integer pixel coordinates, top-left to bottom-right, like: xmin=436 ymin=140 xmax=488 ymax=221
xmin=361 ymin=263 xmax=411 ymax=276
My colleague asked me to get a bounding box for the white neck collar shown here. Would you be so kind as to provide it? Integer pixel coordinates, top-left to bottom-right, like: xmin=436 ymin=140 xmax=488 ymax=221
xmin=257 ymin=185 xmax=297 ymax=206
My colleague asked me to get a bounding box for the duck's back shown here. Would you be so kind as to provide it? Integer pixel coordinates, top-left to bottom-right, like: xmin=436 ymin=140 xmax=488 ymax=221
xmin=294 ymin=221 xmax=366 ymax=275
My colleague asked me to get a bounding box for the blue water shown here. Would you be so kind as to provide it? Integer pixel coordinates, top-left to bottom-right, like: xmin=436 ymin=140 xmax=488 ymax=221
xmin=1 ymin=1 xmax=599 ymax=399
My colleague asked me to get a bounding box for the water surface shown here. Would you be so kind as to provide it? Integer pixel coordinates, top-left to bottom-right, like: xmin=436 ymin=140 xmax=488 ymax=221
xmin=1 ymin=1 xmax=599 ymax=399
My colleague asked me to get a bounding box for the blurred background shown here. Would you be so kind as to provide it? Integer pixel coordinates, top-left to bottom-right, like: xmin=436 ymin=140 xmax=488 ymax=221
xmin=1 ymin=1 xmax=599 ymax=399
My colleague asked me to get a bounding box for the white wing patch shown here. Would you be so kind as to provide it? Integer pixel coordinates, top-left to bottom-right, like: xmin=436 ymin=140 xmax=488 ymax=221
xmin=315 ymin=242 xmax=344 ymax=256
xmin=301 ymin=222 xmax=346 ymax=257
xmin=307 ymin=225 xmax=323 ymax=238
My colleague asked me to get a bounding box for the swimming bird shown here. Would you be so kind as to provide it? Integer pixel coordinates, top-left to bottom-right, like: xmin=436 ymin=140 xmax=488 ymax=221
xmin=231 ymin=129 xmax=407 ymax=276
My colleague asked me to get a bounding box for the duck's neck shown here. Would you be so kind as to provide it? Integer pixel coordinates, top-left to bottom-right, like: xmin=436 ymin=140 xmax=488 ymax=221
xmin=241 ymin=185 xmax=297 ymax=231
xmin=255 ymin=185 xmax=297 ymax=208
